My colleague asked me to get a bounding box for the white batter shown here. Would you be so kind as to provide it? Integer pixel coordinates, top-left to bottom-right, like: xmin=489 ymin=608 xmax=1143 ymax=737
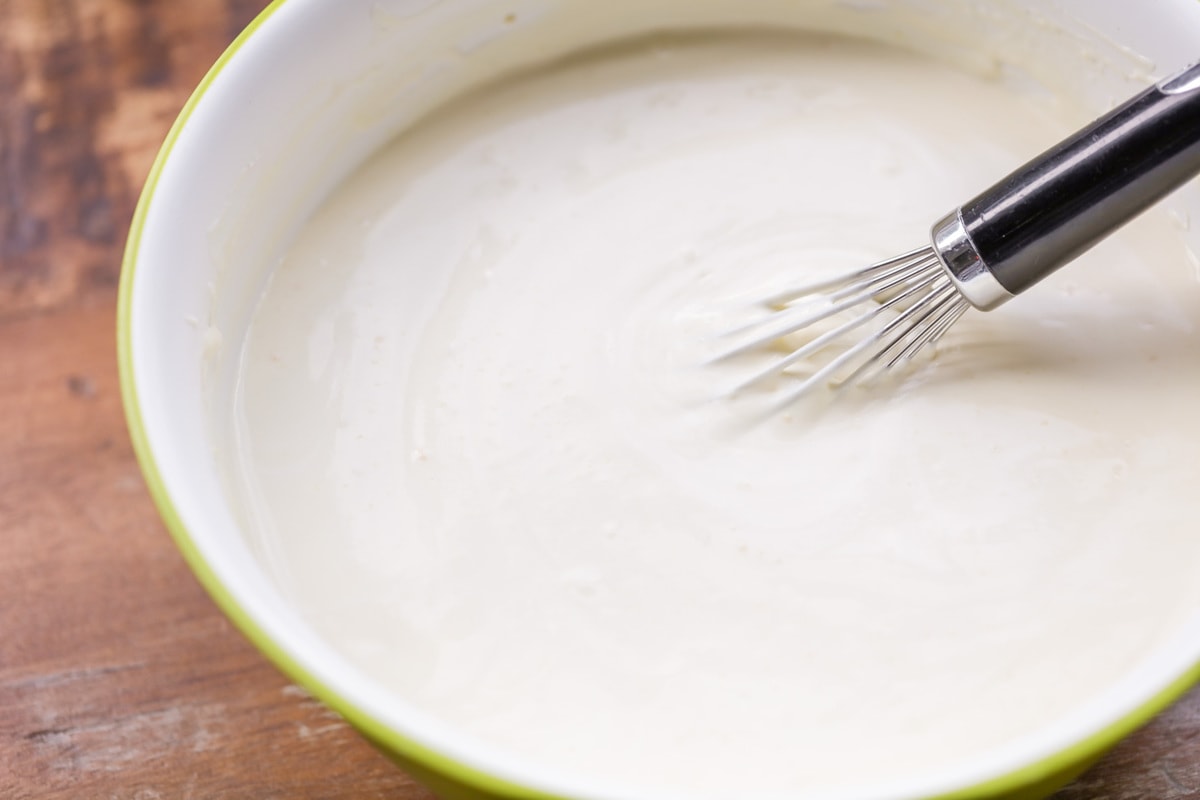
xmin=230 ymin=32 xmax=1200 ymax=796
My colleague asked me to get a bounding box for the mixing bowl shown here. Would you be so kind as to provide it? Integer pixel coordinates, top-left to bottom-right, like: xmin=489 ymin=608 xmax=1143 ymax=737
xmin=118 ymin=0 xmax=1200 ymax=797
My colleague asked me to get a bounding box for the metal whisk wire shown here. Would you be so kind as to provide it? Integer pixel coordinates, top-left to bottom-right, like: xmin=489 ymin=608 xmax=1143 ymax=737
xmin=717 ymin=246 xmax=970 ymax=403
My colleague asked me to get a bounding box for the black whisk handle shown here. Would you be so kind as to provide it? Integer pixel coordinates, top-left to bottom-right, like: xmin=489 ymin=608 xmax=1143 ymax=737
xmin=934 ymin=60 xmax=1200 ymax=310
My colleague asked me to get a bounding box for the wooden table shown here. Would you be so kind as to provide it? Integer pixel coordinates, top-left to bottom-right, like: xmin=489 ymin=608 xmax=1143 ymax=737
xmin=0 ymin=2 xmax=1196 ymax=798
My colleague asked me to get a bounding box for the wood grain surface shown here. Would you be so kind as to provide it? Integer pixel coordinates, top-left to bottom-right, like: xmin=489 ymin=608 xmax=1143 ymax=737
xmin=0 ymin=2 xmax=1196 ymax=798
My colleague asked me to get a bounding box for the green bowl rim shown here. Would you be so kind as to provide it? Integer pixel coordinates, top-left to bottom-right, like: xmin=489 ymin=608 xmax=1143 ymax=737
xmin=116 ymin=2 xmax=1200 ymax=798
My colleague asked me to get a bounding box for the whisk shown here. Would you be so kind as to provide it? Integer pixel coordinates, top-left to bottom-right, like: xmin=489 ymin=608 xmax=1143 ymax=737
xmin=724 ymin=59 xmax=1200 ymax=402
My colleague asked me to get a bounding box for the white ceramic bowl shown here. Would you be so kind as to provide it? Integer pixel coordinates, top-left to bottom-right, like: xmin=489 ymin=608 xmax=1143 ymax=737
xmin=119 ymin=1 xmax=1200 ymax=798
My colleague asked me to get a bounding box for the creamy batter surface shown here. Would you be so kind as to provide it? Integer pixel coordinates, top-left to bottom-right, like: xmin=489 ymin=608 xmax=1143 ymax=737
xmin=230 ymin=32 xmax=1200 ymax=796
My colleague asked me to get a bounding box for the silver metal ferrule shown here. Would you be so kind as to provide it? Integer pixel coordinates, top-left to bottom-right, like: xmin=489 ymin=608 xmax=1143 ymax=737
xmin=929 ymin=210 xmax=1013 ymax=312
